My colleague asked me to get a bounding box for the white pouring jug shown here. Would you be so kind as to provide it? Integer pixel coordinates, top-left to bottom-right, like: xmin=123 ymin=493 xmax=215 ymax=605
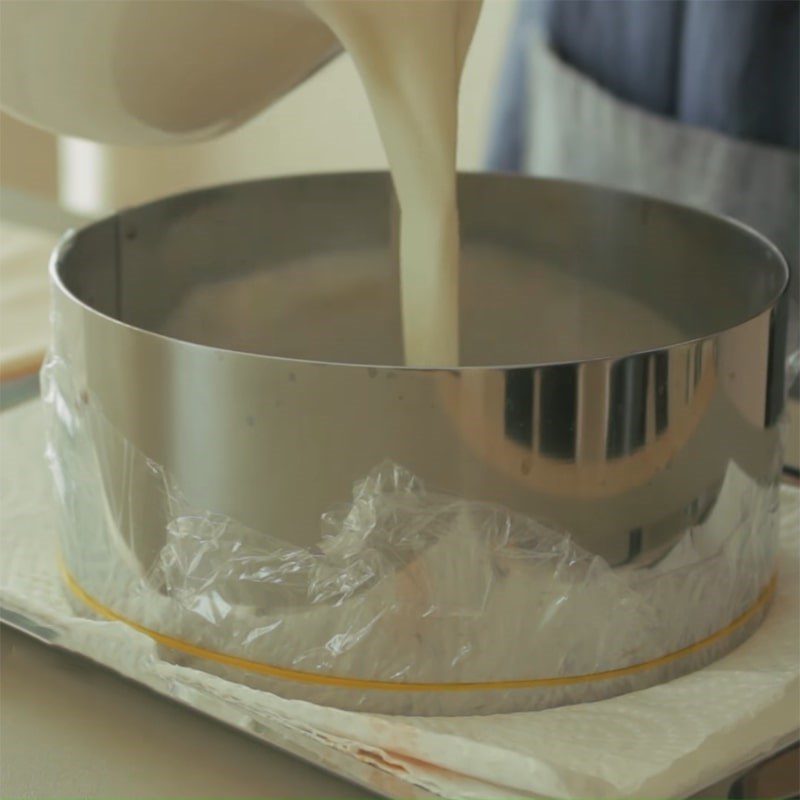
xmin=0 ymin=0 xmax=341 ymax=145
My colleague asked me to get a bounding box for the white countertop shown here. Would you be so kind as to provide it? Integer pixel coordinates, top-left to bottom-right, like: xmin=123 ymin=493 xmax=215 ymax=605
xmin=0 ymin=625 xmax=376 ymax=799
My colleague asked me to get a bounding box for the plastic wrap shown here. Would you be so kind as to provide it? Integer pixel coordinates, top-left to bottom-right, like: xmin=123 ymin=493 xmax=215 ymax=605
xmin=41 ymin=352 xmax=781 ymax=715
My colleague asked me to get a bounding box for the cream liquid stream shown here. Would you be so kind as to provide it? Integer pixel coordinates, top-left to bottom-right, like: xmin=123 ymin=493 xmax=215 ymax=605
xmin=307 ymin=0 xmax=482 ymax=367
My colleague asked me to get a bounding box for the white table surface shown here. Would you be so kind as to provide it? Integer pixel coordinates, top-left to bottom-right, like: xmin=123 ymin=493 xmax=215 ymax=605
xmin=0 ymin=625 xmax=376 ymax=799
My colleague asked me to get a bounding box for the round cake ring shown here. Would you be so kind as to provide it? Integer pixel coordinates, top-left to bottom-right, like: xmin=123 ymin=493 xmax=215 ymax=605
xmin=46 ymin=173 xmax=789 ymax=714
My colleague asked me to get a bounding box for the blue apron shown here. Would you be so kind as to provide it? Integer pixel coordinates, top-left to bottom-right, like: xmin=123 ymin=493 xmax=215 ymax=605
xmin=487 ymin=0 xmax=799 ymax=380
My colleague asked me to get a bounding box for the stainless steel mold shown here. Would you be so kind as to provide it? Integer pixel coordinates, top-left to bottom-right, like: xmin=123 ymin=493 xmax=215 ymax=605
xmin=50 ymin=173 xmax=789 ymax=571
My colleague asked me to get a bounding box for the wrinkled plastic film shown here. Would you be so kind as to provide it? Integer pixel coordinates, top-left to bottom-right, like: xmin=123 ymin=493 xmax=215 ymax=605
xmin=41 ymin=350 xmax=780 ymax=715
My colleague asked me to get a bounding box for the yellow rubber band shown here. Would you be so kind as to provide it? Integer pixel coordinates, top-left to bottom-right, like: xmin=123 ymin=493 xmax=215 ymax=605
xmin=61 ymin=564 xmax=777 ymax=693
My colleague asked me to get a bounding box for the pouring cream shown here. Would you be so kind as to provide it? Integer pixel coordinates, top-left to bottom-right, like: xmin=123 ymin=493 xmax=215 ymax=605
xmin=308 ymin=0 xmax=482 ymax=366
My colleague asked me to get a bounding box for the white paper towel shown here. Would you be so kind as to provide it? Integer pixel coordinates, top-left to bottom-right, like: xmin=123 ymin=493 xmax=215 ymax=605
xmin=1 ymin=398 xmax=798 ymax=799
